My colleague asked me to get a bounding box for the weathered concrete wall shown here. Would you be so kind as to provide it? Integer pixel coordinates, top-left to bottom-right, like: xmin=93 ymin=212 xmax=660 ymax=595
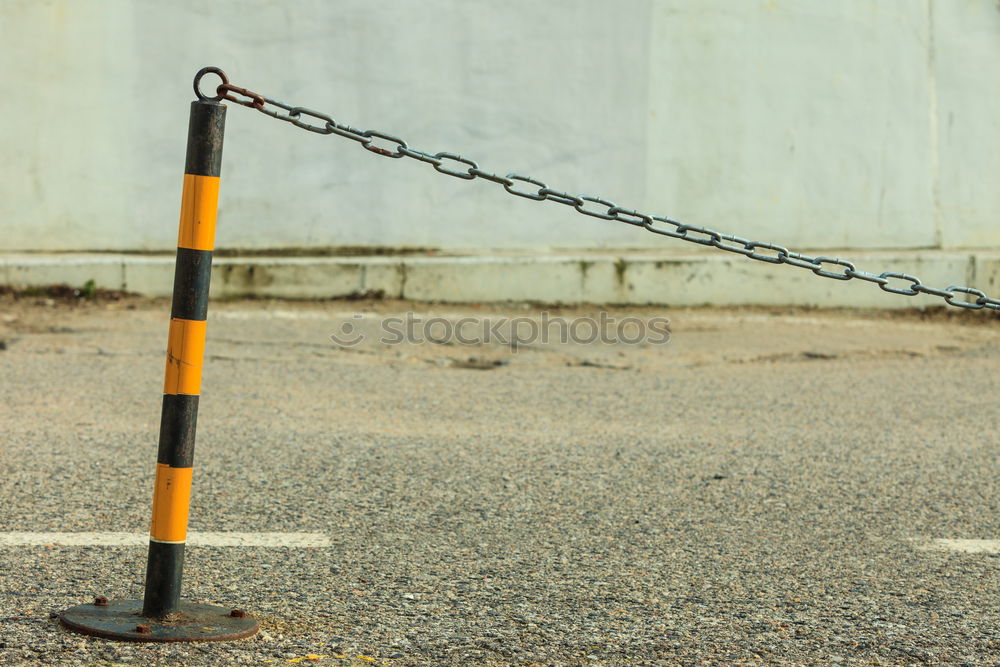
xmin=5 ymin=250 xmax=997 ymax=309
xmin=1 ymin=0 xmax=998 ymax=253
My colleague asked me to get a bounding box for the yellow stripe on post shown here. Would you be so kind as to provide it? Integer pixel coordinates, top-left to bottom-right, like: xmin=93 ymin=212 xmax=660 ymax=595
xmin=149 ymin=463 xmax=194 ymax=543
xmin=177 ymin=174 xmax=221 ymax=251
xmin=163 ymin=318 xmax=208 ymax=396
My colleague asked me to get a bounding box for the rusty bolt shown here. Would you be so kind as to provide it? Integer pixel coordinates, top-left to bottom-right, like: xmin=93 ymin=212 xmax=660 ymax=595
xmin=93 ymin=596 xmax=109 ymax=607
xmin=229 ymin=609 xmax=246 ymax=618
xmin=135 ymin=624 xmax=151 ymax=634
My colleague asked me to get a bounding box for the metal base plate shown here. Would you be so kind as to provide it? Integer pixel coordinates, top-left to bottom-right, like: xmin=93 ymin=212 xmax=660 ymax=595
xmin=59 ymin=600 xmax=259 ymax=642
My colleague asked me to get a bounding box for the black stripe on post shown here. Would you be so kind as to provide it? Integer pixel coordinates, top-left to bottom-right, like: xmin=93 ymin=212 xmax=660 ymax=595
xmin=157 ymin=394 xmax=199 ymax=468
xmin=142 ymin=541 xmax=186 ymax=619
xmin=184 ymin=101 xmax=226 ymax=177
xmin=170 ymin=248 xmax=213 ymax=321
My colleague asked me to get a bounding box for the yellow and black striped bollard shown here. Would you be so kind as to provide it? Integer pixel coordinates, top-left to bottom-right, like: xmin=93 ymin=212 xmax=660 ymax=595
xmin=59 ymin=67 xmax=258 ymax=642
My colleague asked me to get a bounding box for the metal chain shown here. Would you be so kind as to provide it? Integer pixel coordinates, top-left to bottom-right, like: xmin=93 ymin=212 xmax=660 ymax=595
xmin=205 ymin=71 xmax=1000 ymax=312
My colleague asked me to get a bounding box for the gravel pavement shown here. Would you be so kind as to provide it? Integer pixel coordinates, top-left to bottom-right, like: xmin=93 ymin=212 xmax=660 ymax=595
xmin=1 ymin=294 xmax=999 ymax=665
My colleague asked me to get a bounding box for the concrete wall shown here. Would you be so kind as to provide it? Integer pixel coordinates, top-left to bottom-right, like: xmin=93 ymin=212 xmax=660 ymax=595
xmin=1 ymin=0 xmax=998 ymax=254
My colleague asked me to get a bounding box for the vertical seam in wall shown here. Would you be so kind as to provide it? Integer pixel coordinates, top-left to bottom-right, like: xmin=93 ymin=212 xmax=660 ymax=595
xmin=927 ymin=0 xmax=942 ymax=249
xmin=642 ymin=0 xmax=655 ymax=214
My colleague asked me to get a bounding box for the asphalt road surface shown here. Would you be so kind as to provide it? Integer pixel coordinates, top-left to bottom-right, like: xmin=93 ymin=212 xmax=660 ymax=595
xmin=1 ymin=294 xmax=999 ymax=665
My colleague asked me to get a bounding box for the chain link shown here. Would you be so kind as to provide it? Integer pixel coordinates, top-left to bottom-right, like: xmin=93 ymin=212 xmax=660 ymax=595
xmin=215 ymin=77 xmax=1000 ymax=313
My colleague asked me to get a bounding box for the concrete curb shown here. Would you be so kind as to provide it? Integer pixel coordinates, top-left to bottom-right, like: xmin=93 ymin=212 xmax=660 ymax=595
xmin=2 ymin=250 xmax=999 ymax=308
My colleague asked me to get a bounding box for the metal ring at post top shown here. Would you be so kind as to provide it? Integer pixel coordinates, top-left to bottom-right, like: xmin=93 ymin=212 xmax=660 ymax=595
xmin=193 ymin=67 xmax=229 ymax=102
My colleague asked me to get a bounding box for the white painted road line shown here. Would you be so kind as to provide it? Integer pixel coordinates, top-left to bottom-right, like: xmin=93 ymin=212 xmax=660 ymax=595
xmin=0 ymin=532 xmax=332 ymax=547
xmin=915 ymin=539 xmax=1000 ymax=554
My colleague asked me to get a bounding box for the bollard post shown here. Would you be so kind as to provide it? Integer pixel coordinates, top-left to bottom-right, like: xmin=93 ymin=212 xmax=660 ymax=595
xmin=59 ymin=68 xmax=258 ymax=642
